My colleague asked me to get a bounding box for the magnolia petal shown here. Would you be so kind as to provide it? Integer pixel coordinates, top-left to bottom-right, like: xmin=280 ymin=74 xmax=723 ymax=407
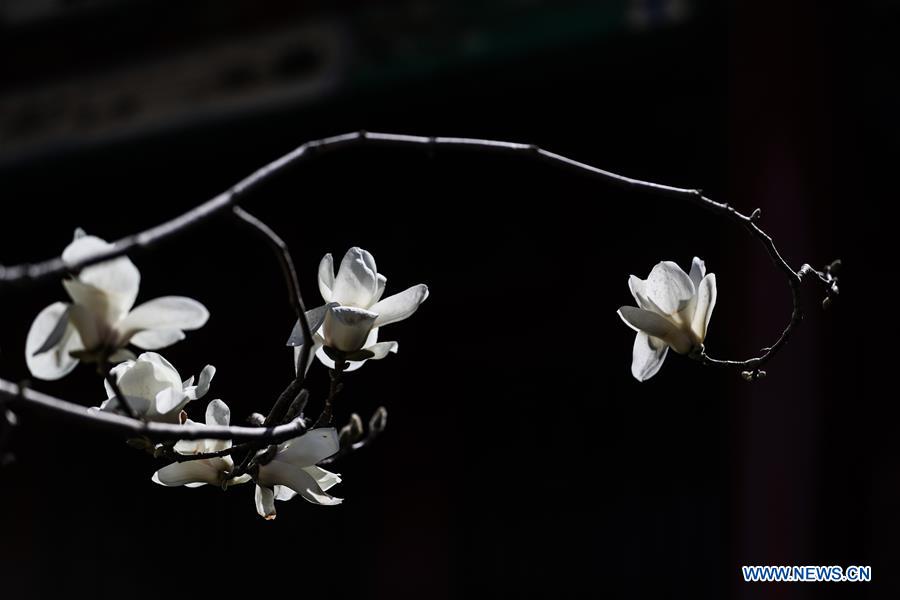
xmin=370 ymin=284 xmax=429 ymax=328
xmin=63 ymin=279 xmax=117 ymax=336
xmin=318 ymin=253 xmax=335 ymax=302
xmin=689 ymin=257 xmax=706 ymax=290
xmin=631 ymin=332 xmax=669 ymax=382
xmin=154 ymin=387 xmax=190 ymax=418
xmin=152 ymin=461 xmax=220 ymax=487
xmin=62 ymin=235 xmax=140 ymax=316
xmin=184 ymin=365 xmax=216 ymax=401
xmin=373 ymin=274 xmax=388 ymax=303
xmin=644 ymin=261 xmax=695 ymax=315
xmin=25 ymin=302 xmax=82 ymax=380
xmin=286 ymin=303 xmax=336 ymax=347
xmin=305 ymin=466 xmax=342 ymax=491
xmin=195 ymin=365 xmax=216 ymax=399
xmin=258 ymin=459 xmax=342 ymax=506
xmin=364 ymin=341 xmax=399 ymax=360
xmin=617 ymin=306 xmax=693 ymax=354
xmin=294 ymin=334 xmax=324 ymax=375
xmin=120 ymin=296 xmax=209 ymax=340
xmin=330 ymin=247 xmax=378 ymax=308
xmin=278 ymin=428 xmax=340 ymax=466
xmin=323 ymin=306 xmax=377 ymax=352
xmin=130 ymin=329 xmax=186 ymax=350
xmin=274 ymin=485 xmax=297 ymax=501
xmin=690 ymin=273 xmax=717 ymax=343
xmin=67 ymin=303 xmax=104 ymax=351
xmin=255 ymin=485 xmax=278 ymax=520
xmin=205 ymin=399 xmax=230 ymax=427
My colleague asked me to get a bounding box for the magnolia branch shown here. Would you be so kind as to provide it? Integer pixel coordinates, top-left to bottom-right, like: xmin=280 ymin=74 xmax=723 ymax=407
xmin=0 ymin=378 xmax=307 ymax=443
xmin=0 ymin=131 xmax=840 ymax=449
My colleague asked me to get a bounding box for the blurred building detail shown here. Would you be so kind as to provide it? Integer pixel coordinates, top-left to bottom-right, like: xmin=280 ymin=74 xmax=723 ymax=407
xmin=0 ymin=0 xmax=694 ymax=165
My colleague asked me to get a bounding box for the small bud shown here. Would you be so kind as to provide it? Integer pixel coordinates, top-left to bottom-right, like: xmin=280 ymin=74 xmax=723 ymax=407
xmin=828 ymin=259 xmax=842 ymax=275
xmin=741 ymin=371 xmax=754 ymax=382
xmin=4 ymin=409 xmax=17 ymax=427
xmin=369 ymin=406 xmax=388 ymax=434
xmin=339 ymin=413 xmax=364 ymax=448
xmin=756 ymin=370 xmax=766 ymax=379
xmin=246 ymin=413 xmax=265 ymax=426
xmin=822 ymin=296 xmax=832 ymax=310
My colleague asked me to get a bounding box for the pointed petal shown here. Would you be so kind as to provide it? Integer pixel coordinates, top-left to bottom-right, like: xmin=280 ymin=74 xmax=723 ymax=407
xmin=25 ymin=302 xmax=82 ymax=380
xmin=644 ymin=261 xmax=695 ymax=315
xmin=318 ymin=253 xmax=334 ymax=302
xmin=31 ymin=304 xmax=71 ymax=356
xmin=286 ymin=303 xmax=335 ymax=347
xmin=330 ymin=247 xmax=378 ymax=308
xmin=370 ymin=284 xmax=429 ymax=328
xmin=277 ymin=428 xmax=340 ymax=466
xmin=690 ymin=273 xmax=717 ymax=343
xmin=373 ymin=274 xmax=387 ymax=303
xmin=294 ymin=334 xmax=324 ymax=375
xmin=191 ymin=365 xmax=216 ymax=400
xmin=257 ymin=459 xmax=342 ymax=505
xmin=63 ymin=235 xmax=140 ymax=315
xmin=274 ymin=485 xmax=297 ymax=501
xmin=689 ymin=257 xmax=706 ymax=290
xmin=63 ymin=279 xmax=117 ymax=334
xmin=364 ymin=341 xmax=399 ymax=360
xmin=154 ymin=387 xmax=189 ymax=417
xmin=205 ymin=399 xmax=231 ymax=427
xmin=305 ymin=466 xmax=342 ymax=491
xmin=255 ymin=485 xmax=277 ymax=520
xmin=67 ymin=302 xmax=104 ymax=351
xmin=129 ymin=329 xmax=186 ymax=350
xmin=618 ymin=306 xmax=693 ymax=354
xmin=152 ymin=461 xmax=220 ymax=486
xmin=631 ymin=332 xmax=669 ymax=381
xmin=119 ymin=296 xmax=209 ymax=340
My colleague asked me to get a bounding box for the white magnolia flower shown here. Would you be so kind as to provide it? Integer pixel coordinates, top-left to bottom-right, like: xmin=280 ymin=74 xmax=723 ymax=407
xmin=290 ymin=247 xmax=429 ymax=372
xmin=152 ymin=399 xmax=251 ymax=489
xmin=254 ymin=427 xmax=342 ymax=520
xmin=95 ymin=352 xmax=215 ymax=423
xmin=25 ymin=232 xmax=209 ymax=380
xmin=617 ymin=257 xmax=717 ymax=381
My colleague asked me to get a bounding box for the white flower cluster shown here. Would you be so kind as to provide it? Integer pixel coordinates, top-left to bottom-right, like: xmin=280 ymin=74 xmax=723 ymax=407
xmin=26 ymin=238 xmax=429 ymax=520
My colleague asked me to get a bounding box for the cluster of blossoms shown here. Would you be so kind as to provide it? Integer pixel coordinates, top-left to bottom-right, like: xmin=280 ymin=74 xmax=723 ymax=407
xmin=26 ymin=237 xmax=429 ymax=520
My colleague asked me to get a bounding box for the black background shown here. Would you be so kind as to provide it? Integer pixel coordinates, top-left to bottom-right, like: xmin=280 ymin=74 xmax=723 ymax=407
xmin=0 ymin=1 xmax=896 ymax=598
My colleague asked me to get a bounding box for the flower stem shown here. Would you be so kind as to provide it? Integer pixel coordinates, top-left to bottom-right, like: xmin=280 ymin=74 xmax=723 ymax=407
xmin=315 ymin=360 xmax=346 ymax=428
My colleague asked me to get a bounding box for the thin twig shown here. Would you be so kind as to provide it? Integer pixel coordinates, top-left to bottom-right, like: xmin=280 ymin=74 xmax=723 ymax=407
xmin=231 ymin=206 xmax=312 ymax=424
xmin=314 ymin=360 xmax=346 ymax=428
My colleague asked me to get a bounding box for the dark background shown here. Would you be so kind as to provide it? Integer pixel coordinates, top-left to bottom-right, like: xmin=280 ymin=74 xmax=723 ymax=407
xmin=0 ymin=0 xmax=895 ymax=598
